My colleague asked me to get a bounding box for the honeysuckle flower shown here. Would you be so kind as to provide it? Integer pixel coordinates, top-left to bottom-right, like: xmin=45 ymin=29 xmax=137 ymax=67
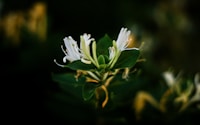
xmin=108 ymin=27 xmax=139 ymax=69
xmin=80 ymin=34 xmax=99 ymax=68
xmin=162 ymin=71 xmax=183 ymax=88
xmin=62 ymin=36 xmax=81 ymax=62
xmin=162 ymin=71 xmax=176 ymax=87
xmin=116 ymin=27 xmax=139 ymax=51
xmin=188 ymin=73 xmax=200 ymax=104
xmin=53 ymin=27 xmax=142 ymax=108
xmin=54 ymin=36 xmax=82 ymax=67
xmin=54 ymin=33 xmax=100 ymax=67
xmin=178 ymin=73 xmax=200 ymax=111
xmin=116 ymin=27 xmax=131 ymax=51
xmin=174 ymin=81 xmax=194 ymax=105
xmin=108 ymin=46 xmax=115 ymax=60
xmin=80 ymin=34 xmax=93 ymax=63
xmin=162 ymin=71 xmax=189 ymax=104
xmin=163 ymin=71 xmax=200 ymax=111
xmin=109 ymin=28 xmax=132 ymax=61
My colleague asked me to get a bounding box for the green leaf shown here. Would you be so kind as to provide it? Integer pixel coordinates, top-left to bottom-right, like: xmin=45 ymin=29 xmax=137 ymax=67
xmin=52 ymin=73 xmax=85 ymax=87
xmin=113 ymin=49 xmax=140 ymax=69
xmin=98 ymin=55 xmax=105 ymax=65
xmin=52 ymin=73 xmax=86 ymax=99
xmin=52 ymin=73 xmax=77 ymax=84
xmin=65 ymin=60 xmax=96 ymax=70
xmin=82 ymin=83 xmax=98 ymax=101
xmin=96 ymin=34 xmax=113 ymax=56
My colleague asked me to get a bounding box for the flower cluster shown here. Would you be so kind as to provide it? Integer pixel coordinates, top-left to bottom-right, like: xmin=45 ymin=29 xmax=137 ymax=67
xmin=163 ymin=71 xmax=200 ymax=111
xmin=54 ymin=27 xmax=140 ymax=107
xmin=133 ymin=71 xmax=200 ymax=120
xmin=54 ymin=27 xmax=139 ymax=83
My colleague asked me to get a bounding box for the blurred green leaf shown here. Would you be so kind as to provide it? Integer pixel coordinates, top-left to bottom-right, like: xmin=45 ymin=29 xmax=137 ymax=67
xmin=113 ymin=49 xmax=140 ymax=69
xmin=52 ymin=72 xmax=88 ymax=87
xmin=52 ymin=73 xmax=77 ymax=85
xmin=52 ymin=73 xmax=86 ymax=99
xmin=96 ymin=34 xmax=113 ymax=56
xmin=82 ymin=82 xmax=98 ymax=101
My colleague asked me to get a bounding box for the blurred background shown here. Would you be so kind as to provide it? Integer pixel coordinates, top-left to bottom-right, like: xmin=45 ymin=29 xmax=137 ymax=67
xmin=0 ymin=0 xmax=199 ymax=124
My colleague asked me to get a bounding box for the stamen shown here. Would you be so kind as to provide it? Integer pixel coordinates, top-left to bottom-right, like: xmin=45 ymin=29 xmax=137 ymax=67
xmin=54 ymin=59 xmax=65 ymax=67
xmin=61 ymin=45 xmax=67 ymax=55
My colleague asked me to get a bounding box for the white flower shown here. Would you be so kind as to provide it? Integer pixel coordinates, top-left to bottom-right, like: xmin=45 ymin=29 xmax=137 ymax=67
xmin=62 ymin=36 xmax=81 ymax=62
xmin=79 ymin=33 xmax=101 ymax=68
xmin=116 ymin=27 xmax=139 ymax=51
xmin=108 ymin=46 xmax=115 ymax=60
xmin=108 ymin=28 xmax=130 ymax=61
xmin=80 ymin=33 xmax=94 ymax=64
xmin=108 ymin=27 xmax=139 ymax=69
xmin=162 ymin=71 xmax=183 ymax=89
xmin=83 ymin=33 xmax=93 ymax=46
xmin=179 ymin=73 xmax=200 ymax=111
xmin=162 ymin=71 xmax=176 ymax=87
xmin=190 ymin=73 xmax=200 ymax=103
xmin=55 ymin=33 xmax=100 ymax=68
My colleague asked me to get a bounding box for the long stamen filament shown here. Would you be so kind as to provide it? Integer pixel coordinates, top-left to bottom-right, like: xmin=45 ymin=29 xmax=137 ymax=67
xmin=54 ymin=59 xmax=65 ymax=67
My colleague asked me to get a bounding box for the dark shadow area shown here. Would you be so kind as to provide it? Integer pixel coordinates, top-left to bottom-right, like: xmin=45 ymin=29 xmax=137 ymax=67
xmin=0 ymin=0 xmax=199 ymax=124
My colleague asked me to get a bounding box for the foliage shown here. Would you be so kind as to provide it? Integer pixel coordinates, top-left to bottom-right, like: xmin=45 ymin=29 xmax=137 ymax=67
xmin=52 ymin=28 xmax=200 ymax=124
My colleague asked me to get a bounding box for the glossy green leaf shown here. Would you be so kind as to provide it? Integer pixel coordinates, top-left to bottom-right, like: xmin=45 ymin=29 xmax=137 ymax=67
xmin=113 ymin=49 xmax=140 ymax=69
xmin=64 ymin=60 xmax=96 ymax=70
xmin=96 ymin=34 xmax=113 ymax=56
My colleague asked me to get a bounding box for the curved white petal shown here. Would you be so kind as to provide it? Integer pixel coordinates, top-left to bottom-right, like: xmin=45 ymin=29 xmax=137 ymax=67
xmin=116 ymin=27 xmax=131 ymax=51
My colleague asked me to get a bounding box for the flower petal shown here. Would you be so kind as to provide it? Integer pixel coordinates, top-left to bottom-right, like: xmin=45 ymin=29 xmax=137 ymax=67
xmin=116 ymin=27 xmax=131 ymax=51
xmin=62 ymin=36 xmax=81 ymax=62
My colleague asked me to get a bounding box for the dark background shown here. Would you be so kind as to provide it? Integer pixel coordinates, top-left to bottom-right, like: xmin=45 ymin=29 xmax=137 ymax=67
xmin=0 ymin=0 xmax=200 ymax=124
